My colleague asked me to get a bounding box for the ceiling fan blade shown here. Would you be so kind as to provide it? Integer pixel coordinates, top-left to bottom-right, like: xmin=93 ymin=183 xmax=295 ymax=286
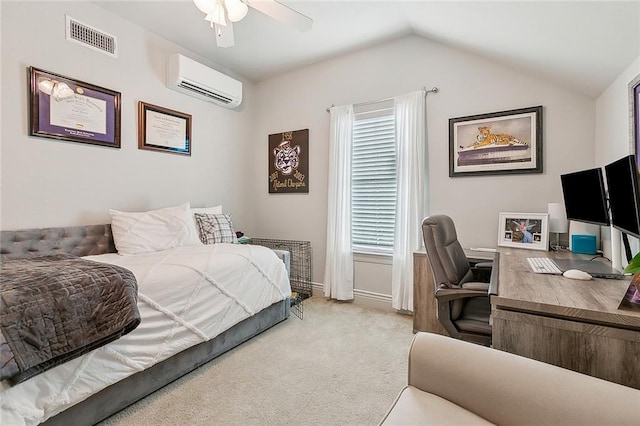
xmin=247 ymin=0 xmax=313 ymax=32
xmin=214 ymin=22 xmax=235 ymax=48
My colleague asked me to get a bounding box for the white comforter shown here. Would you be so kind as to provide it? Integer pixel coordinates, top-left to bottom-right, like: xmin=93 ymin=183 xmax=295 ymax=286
xmin=0 ymin=243 xmax=290 ymax=425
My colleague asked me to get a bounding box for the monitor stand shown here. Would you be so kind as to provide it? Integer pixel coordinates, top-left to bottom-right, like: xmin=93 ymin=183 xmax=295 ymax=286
xmin=622 ymin=233 xmax=633 ymax=263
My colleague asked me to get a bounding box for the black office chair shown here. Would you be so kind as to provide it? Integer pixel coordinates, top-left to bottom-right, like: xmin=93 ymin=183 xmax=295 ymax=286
xmin=421 ymin=215 xmax=493 ymax=346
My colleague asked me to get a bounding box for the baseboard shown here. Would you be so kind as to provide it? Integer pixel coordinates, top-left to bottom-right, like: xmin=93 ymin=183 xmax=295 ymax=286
xmin=311 ymin=282 xmax=398 ymax=312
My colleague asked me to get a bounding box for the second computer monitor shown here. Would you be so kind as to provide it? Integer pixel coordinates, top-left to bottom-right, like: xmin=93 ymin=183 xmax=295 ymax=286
xmin=605 ymin=154 xmax=640 ymax=239
xmin=560 ymin=167 xmax=610 ymax=226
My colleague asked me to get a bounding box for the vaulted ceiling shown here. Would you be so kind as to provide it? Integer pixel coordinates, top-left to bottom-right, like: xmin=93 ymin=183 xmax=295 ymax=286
xmin=95 ymin=1 xmax=640 ymax=98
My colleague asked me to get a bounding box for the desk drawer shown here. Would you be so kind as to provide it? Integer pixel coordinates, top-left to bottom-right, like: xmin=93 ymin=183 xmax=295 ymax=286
xmin=492 ymin=309 xmax=640 ymax=390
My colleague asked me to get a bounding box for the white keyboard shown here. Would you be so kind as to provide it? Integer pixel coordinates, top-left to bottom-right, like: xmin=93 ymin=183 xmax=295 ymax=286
xmin=527 ymin=257 xmax=562 ymax=274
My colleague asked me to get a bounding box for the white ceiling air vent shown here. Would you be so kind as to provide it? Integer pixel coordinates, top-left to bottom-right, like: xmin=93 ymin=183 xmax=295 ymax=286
xmin=166 ymin=53 xmax=242 ymax=109
xmin=65 ymin=15 xmax=117 ymax=58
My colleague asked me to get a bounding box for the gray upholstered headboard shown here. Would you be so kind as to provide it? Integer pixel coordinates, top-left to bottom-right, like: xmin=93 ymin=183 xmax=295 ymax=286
xmin=0 ymin=224 xmax=116 ymax=258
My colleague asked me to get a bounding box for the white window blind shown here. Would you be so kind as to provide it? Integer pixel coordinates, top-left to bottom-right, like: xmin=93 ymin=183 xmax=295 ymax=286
xmin=352 ymin=103 xmax=396 ymax=253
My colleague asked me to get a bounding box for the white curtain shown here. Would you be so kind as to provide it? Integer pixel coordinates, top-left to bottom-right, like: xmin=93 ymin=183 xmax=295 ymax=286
xmin=324 ymin=105 xmax=355 ymax=300
xmin=392 ymin=91 xmax=427 ymax=311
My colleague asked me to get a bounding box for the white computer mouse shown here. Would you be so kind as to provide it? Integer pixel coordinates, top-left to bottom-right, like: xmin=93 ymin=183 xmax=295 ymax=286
xmin=562 ymin=269 xmax=593 ymax=280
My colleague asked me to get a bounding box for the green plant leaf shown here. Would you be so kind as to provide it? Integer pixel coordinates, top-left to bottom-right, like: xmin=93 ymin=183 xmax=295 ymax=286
xmin=624 ymin=251 xmax=640 ymax=274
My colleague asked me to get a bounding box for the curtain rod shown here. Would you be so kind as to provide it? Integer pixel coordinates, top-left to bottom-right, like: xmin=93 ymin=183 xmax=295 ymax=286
xmin=325 ymin=86 xmax=439 ymax=113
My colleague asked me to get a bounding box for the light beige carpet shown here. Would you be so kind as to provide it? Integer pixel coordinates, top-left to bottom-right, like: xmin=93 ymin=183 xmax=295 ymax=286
xmin=99 ymin=297 xmax=414 ymax=426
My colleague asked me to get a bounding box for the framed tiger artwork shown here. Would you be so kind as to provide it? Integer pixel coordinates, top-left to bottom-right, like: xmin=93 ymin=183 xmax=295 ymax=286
xmin=449 ymin=106 xmax=543 ymax=177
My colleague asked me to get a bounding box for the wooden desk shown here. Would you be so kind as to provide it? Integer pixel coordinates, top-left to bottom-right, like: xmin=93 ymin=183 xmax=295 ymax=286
xmin=492 ymin=248 xmax=640 ymax=389
xmin=413 ymin=249 xmax=447 ymax=335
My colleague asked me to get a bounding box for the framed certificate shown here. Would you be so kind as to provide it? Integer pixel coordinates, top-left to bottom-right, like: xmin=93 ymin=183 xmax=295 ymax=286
xmin=28 ymin=67 xmax=121 ymax=148
xmin=138 ymin=102 xmax=191 ymax=156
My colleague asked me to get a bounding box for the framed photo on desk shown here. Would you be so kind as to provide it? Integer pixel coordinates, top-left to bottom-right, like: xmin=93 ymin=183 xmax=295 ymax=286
xmin=497 ymin=212 xmax=549 ymax=251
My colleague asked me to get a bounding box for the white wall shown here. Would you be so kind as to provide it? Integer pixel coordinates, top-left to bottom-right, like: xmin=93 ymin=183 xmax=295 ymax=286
xmin=0 ymin=2 xmax=255 ymax=230
xmin=1 ymin=2 xmax=617 ymax=305
xmin=595 ymin=55 xmax=640 ymax=164
xmin=251 ymin=35 xmax=597 ymax=300
xmin=595 ymin=55 xmax=640 ymax=267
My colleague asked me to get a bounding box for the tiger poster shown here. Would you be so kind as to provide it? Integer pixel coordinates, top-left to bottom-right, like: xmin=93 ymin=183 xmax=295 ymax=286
xmin=268 ymin=128 xmax=309 ymax=193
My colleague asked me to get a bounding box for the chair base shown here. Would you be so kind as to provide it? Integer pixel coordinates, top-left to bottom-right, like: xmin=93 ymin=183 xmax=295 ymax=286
xmin=456 ymin=331 xmax=491 ymax=347
xmin=437 ymin=319 xmax=492 ymax=346
xmin=437 ymin=300 xmax=492 ymax=347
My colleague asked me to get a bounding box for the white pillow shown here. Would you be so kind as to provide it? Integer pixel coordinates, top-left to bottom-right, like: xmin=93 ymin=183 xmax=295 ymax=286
xmin=186 ymin=205 xmax=223 ymax=245
xmin=109 ymin=203 xmax=193 ymax=255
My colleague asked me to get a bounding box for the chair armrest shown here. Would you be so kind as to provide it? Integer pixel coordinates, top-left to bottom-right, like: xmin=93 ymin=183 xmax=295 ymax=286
xmin=407 ymin=332 xmax=639 ymax=425
xmin=434 ymin=286 xmax=486 ymax=303
xmin=461 ymin=282 xmax=489 ymax=291
xmin=470 ymin=260 xmax=493 ymax=282
xmin=467 ymin=253 xmax=493 ymax=267
xmin=465 ymin=251 xmax=496 ymax=264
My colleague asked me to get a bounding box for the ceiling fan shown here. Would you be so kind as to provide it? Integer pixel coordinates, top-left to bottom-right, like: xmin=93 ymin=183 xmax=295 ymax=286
xmin=192 ymin=0 xmax=313 ymax=48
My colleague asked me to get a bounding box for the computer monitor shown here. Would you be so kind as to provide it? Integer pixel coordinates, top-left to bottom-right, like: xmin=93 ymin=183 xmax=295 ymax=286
xmin=560 ymin=167 xmax=610 ymax=226
xmin=604 ymin=154 xmax=640 ymax=239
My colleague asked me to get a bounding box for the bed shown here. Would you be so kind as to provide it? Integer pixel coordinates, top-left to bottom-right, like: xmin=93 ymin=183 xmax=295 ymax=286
xmin=0 ymin=223 xmax=291 ymax=426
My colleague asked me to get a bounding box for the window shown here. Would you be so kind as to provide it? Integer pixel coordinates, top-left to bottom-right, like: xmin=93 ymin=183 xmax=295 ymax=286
xmin=352 ymin=101 xmax=396 ymax=253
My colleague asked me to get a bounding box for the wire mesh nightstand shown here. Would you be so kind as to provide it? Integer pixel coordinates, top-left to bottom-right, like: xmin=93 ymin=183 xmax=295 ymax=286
xmin=250 ymin=238 xmax=312 ymax=319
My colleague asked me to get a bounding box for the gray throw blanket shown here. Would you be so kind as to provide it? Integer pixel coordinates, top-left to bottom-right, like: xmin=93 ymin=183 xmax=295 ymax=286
xmin=0 ymin=254 xmax=140 ymax=385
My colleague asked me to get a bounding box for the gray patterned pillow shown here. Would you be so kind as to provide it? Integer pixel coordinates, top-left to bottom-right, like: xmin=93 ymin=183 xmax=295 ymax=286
xmin=193 ymin=213 xmax=238 ymax=244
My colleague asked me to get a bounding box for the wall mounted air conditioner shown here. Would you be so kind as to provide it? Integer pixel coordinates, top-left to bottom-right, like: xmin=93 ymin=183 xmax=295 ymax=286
xmin=166 ymin=53 xmax=242 ymax=108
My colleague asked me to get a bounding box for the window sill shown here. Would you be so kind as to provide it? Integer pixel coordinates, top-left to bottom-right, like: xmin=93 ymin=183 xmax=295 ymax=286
xmin=353 ymin=250 xmax=393 ymax=265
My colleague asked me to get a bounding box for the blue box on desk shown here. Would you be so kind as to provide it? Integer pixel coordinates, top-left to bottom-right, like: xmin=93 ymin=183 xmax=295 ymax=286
xmin=571 ymin=234 xmax=597 ymax=255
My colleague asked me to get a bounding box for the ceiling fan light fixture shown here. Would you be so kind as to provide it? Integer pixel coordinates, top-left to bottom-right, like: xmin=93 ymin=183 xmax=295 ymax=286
xmin=192 ymin=0 xmax=312 ymax=48
xmin=205 ymin=1 xmax=227 ymax=26
xmin=193 ymin=0 xmax=214 ymax=14
xmin=225 ymin=0 xmax=248 ymax=22
xmin=196 ymin=0 xmax=227 ymax=26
